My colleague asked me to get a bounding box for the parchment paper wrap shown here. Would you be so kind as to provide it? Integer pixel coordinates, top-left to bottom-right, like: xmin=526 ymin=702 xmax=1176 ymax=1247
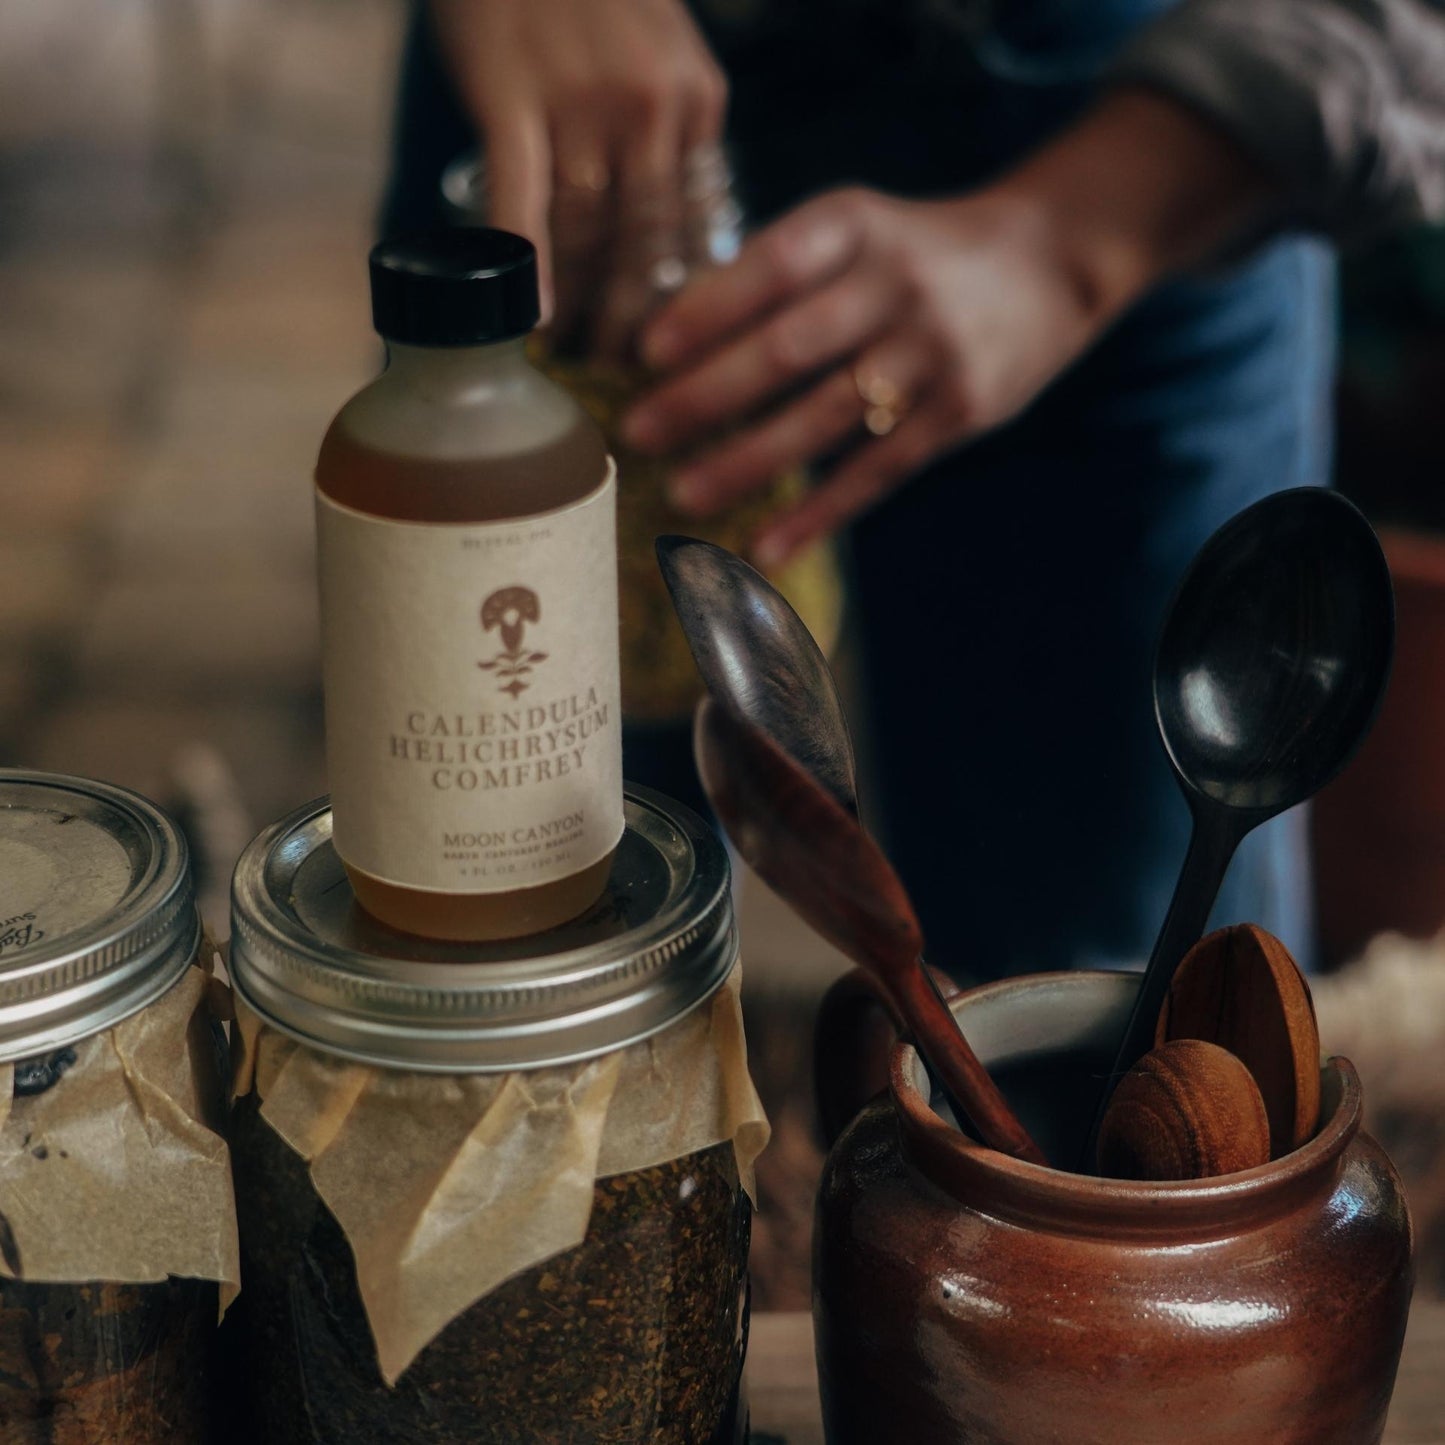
xmin=232 ymin=967 xmax=769 ymax=1385
xmin=0 ymin=962 xmax=240 ymax=1307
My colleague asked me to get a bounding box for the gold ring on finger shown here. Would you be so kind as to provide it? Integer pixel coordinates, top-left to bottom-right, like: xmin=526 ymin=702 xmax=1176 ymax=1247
xmin=854 ymin=366 xmax=906 ymax=437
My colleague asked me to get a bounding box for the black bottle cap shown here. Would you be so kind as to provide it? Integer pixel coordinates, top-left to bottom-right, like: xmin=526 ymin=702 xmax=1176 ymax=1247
xmin=369 ymin=228 xmax=541 ymax=346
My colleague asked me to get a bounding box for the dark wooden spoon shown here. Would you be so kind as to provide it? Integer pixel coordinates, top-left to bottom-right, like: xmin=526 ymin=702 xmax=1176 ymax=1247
xmin=1086 ymin=488 xmax=1393 ymax=1163
xmin=695 ymin=697 xmax=1047 ymax=1166
xmin=1157 ymin=923 xmax=1321 ymax=1157
xmin=656 ymin=533 xmax=856 ymax=813
xmin=1097 ymin=1038 xmax=1272 ymax=1181
xmin=660 ymin=534 xmax=1043 ymax=1158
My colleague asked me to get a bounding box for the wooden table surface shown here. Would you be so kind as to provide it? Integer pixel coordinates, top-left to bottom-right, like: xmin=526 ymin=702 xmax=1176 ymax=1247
xmin=749 ymin=1299 xmax=1445 ymax=1443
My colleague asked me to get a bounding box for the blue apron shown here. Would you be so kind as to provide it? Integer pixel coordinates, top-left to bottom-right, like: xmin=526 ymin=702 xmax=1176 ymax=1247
xmin=383 ymin=0 xmax=1334 ymax=979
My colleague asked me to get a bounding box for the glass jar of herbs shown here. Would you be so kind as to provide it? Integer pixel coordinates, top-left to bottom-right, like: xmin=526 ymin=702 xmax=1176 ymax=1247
xmin=227 ymin=787 xmax=765 ymax=1445
xmin=0 ymin=769 xmax=237 ymax=1444
xmin=441 ymin=148 xmax=843 ymax=725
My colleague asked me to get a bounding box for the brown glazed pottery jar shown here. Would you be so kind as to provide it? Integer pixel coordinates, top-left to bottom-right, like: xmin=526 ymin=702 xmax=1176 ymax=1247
xmin=814 ymin=971 xmax=1414 ymax=1445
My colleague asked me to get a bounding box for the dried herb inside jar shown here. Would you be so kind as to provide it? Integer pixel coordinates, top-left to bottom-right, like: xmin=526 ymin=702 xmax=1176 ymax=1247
xmin=0 ymin=1277 xmax=216 ymax=1445
xmin=0 ymin=1057 xmax=216 ymax=1445
xmin=229 ymin=1093 xmax=751 ymax=1445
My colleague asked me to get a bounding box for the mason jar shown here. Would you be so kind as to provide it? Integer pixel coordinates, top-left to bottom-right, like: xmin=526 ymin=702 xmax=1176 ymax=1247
xmin=226 ymin=787 xmax=762 ymax=1445
xmin=0 ymin=768 xmax=236 ymax=1444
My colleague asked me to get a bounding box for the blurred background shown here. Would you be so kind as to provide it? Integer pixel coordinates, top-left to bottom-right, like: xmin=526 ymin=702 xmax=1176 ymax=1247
xmin=3 ymin=0 xmax=1445 ymax=1319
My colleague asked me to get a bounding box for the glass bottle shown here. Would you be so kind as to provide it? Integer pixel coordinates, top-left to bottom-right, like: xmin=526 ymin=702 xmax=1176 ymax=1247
xmin=314 ymin=229 xmax=622 ymax=942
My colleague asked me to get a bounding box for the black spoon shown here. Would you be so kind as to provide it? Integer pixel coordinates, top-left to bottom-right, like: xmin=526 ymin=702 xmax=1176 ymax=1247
xmin=1084 ymin=487 xmax=1394 ymax=1165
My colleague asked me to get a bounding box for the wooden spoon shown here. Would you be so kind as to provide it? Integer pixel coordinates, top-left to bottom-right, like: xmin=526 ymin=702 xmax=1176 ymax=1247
xmin=655 ymin=541 xmax=1045 ymax=1163
xmin=695 ymin=697 xmax=1047 ymax=1166
xmin=655 ymin=534 xmax=855 ymax=814
xmin=1097 ymin=1039 xmax=1272 ymax=1181
xmin=1157 ymin=923 xmax=1321 ymax=1156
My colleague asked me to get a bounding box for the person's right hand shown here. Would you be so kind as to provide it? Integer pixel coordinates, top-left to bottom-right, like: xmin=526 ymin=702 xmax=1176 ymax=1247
xmin=430 ymin=0 xmax=727 ymax=355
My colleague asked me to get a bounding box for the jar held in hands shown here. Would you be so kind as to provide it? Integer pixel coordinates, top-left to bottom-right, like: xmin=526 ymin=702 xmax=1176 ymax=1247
xmin=443 ymin=149 xmax=843 ymax=721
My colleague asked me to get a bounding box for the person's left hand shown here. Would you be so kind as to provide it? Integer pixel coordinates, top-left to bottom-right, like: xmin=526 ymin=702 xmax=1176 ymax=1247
xmin=621 ymin=185 xmax=1110 ymax=567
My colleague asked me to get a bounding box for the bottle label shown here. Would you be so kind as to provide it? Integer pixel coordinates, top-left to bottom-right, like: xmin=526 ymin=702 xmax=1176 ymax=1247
xmin=316 ymin=462 xmax=623 ymax=894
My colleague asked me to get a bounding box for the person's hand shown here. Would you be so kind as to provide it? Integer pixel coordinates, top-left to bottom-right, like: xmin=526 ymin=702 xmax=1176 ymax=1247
xmin=623 ymin=90 xmax=1272 ymax=567
xmin=624 ymin=187 xmax=1109 ymax=566
xmin=430 ymin=0 xmax=726 ymax=353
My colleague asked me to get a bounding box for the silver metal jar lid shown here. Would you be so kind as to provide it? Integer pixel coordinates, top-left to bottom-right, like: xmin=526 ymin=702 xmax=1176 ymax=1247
xmin=0 ymin=769 xmax=200 ymax=1064
xmin=229 ymin=787 xmax=736 ymax=1073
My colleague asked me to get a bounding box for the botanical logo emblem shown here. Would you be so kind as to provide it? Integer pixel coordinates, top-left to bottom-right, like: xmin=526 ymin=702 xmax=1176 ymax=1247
xmin=478 ymin=586 xmax=547 ymax=698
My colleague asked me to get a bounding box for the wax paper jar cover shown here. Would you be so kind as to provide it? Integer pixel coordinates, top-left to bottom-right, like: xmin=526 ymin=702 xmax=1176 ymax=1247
xmin=0 ymin=769 xmax=239 ymax=1445
xmin=813 ymin=970 xmax=1414 ymax=1445
xmin=226 ymin=788 xmax=769 ymax=1444
xmin=442 ymin=148 xmax=844 ymax=721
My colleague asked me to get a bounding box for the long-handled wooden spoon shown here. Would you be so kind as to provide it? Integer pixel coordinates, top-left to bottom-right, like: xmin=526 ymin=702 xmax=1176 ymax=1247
xmin=660 ymin=535 xmax=1043 ymax=1160
xmin=695 ymin=697 xmax=1047 ymax=1166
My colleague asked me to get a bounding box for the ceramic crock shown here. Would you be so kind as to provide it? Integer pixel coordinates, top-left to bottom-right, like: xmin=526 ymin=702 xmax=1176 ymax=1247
xmin=813 ymin=970 xmax=1414 ymax=1445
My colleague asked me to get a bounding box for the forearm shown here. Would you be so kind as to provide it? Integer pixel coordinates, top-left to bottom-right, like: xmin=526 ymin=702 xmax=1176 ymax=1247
xmin=1110 ymin=0 xmax=1445 ymax=244
xmin=986 ymin=88 xmax=1276 ymax=329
